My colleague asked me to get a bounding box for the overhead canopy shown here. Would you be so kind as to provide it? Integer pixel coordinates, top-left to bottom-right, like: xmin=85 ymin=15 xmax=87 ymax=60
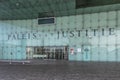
xmin=76 ymin=0 xmax=120 ymax=8
xmin=0 ymin=0 xmax=120 ymax=20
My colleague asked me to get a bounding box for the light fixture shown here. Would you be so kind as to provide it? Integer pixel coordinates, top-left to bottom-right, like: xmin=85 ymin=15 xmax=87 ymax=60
xmin=16 ymin=2 xmax=20 ymax=6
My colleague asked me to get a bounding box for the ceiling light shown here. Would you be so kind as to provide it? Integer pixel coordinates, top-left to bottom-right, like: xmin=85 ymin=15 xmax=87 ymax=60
xmin=16 ymin=2 xmax=20 ymax=6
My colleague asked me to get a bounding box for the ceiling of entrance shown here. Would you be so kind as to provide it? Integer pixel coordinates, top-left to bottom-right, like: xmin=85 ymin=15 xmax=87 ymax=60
xmin=0 ymin=0 xmax=120 ymax=20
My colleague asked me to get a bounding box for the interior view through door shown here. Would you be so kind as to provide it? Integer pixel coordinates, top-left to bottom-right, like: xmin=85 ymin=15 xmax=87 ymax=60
xmin=26 ymin=46 xmax=68 ymax=60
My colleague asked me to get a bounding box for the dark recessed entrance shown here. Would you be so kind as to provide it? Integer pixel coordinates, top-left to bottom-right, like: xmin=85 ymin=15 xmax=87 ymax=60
xmin=26 ymin=46 xmax=68 ymax=60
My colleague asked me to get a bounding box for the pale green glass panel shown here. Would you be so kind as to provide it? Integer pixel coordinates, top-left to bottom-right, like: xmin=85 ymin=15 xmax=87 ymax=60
xmin=91 ymin=13 xmax=99 ymax=28
xmin=68 ymin=15 xmax=75 ymax=29
xmin=116 ymin=29 xmax=120 ymax=45
xmin=99 ymin=12 xmax=107 ymax=27
xmin=117 ymin=46 xmax=120 ymax=61
xmin=99 ymin=36 xmax=107 ymax=45
xmin=61 ymin=16 xmax=68 ymax=29
xmin=56 ymin=17 xmax=62 ymax=30
xmin=32 ymin=19 xmax=38 ymax=30
xmin=91 ymin=37 xmax=99 ymax=45
xmin=91 ymin=46 xmax=99 ymax=61
xmin=0 ymin=47 xmax=3 ymax=59
xmin=108 ymin=20 xmax=116 ymax=26
xmin=99 ymin=45 xmax=107 ymax=61
xmin=118 ymin=11 xmax=120 ymax=26
xmin=107 ymin=46 xmax=116 ymax=61
xmin=108 ymin=35 xmax=116 ymax=45
xmin=108 ymin=11 xmax=116 ymax=20
xmin=84 ymin=14 xmax=91 ymax=28
xmin=76 ymin=15 xmax=83 ymax=29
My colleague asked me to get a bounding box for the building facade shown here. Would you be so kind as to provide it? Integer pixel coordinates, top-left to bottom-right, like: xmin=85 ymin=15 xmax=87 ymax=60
xmin=0 ymin=4 xmax=120 ymax=62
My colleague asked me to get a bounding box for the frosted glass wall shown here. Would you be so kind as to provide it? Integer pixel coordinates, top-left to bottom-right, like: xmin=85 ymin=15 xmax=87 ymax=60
xmin=0 ymin=9 xmax=120 ymax=61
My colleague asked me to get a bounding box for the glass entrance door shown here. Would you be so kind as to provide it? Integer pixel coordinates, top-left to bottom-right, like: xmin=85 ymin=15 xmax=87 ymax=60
xmin=55 ymin=48 xmax=64 ymax=60
xmin=32 ymin=46 xmax=68 ymax=60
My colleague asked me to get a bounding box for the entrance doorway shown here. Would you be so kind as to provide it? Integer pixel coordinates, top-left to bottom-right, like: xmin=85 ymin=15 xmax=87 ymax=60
xmin=26 ymin=46 xmax=68 ymax=60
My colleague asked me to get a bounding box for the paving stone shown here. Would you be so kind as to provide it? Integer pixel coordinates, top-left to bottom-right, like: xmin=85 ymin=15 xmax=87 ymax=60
xmin=0 ymin=60 xmax=120 ymax=80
